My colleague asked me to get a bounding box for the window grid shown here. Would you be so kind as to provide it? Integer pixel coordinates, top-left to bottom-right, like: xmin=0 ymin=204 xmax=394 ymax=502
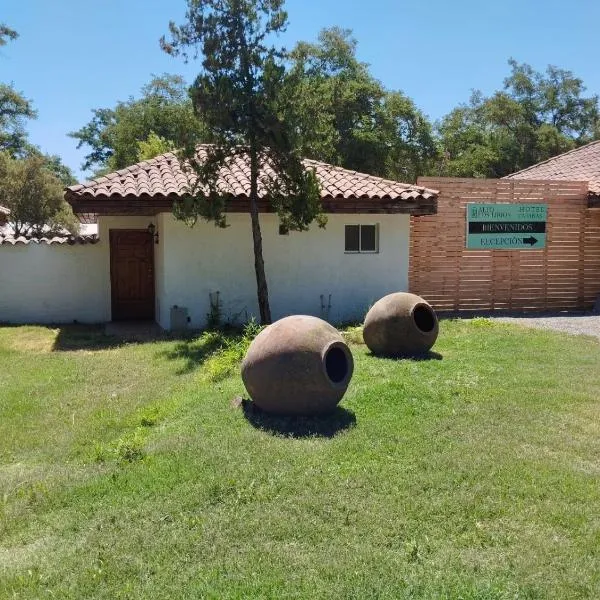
xmin=345 ymin=224 xmax=379 ymax=253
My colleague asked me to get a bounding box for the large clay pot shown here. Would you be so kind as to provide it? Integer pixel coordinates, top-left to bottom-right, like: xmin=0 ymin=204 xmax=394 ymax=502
xmin=363 ymin=292 xmax=439 ymax=357
xmin=241 ymin=315 xmax=354 ymax=416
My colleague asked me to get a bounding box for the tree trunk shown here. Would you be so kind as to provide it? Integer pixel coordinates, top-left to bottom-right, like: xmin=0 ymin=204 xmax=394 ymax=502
xmin=249 ymin=149 xmax=272 ymax=325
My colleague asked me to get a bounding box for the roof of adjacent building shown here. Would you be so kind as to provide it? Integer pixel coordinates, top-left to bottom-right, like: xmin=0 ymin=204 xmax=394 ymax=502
xmin=0 ymin=234 xmax=99 ymax=246
xmin=505 ymin=141 xmax=600 ymax=195
xmin=65 ymin=147 xmax=438 ymax=216
xmin=0 ymin=205 xmax=9 ymax=215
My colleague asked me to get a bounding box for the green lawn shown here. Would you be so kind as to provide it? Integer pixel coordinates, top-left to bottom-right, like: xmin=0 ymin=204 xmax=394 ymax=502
xmin=0 ymin=320 xmax=599 ymax=599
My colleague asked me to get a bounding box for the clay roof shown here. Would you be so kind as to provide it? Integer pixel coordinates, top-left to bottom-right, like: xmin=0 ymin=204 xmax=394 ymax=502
xmin=66 ymin=147 xmax=438 ymax=205
xmin=505 ymin=141 xmax=600 ymax=195
xmin=0 ymin=234 xmax=99 ymax=246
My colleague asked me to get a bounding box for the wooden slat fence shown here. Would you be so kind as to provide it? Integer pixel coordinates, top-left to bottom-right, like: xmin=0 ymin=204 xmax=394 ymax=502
xmin=410 ymin=178 xmax=600 ymax=311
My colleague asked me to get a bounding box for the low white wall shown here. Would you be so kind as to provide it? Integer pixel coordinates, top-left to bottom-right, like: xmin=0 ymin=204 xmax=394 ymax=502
xmin=159 ymin=212 xmax=410 ymax=329
xmin=0 ymin=217 xmax=159 ymax=325
xmin=0 ymin=243 xmax=107 ymax=324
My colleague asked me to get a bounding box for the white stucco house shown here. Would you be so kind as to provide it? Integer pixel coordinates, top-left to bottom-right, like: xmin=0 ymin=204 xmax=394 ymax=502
xmin=0 ymin=148 xmax=438 ymax=329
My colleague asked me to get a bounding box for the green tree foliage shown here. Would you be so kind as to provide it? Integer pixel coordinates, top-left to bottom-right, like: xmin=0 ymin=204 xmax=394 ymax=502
xmin=69 ymin=74 xmax=205 ymax=175
xmin=0 ymin=21 xmax=76 ymax=232
xmin=436 ymin=59 xmax=600 ymax=177
xmin=0 ymin=152 xmax=79 ymax=237
xmin=0 ymin=23 xmax=18 ymax=46
xmin=0 ymin=23 xmax=75 ymax=185
xmin=136 ymin=132 xmax=176 ymax=162
xmin=0 ymin=24 xmax=36 ymax=157
xmin=37 ymin=153 xmax=78 ymax=186
xmin=162 ymin=0 xmax=325 ymax=324
xmin=288 ymin=27 xmax=436 ymax=182
xmin=0 ymin=84 xmax=36 ymax=156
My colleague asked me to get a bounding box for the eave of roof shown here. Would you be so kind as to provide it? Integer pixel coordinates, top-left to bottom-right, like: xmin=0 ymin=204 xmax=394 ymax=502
xmin=504 ymin=140 xmax=600 ymax=205
xmin=65 ymin=148 xmax=439 ymax=217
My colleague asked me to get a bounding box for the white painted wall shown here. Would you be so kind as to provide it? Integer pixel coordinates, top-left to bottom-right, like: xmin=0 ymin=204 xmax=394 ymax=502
xmin=0 ymin=216 xmax=160 ymax=325
xmin=0 ymin=212 xmax=410 ymax=328
xmin=0 ymin=243 xmax=106 ymax=324
xmin=158 ymin=212 xmax=410 ymax=329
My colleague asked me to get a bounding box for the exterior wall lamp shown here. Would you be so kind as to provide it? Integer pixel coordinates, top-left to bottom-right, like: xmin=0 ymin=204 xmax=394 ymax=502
xmin=147 ymin=222 xmax=159 ymax=245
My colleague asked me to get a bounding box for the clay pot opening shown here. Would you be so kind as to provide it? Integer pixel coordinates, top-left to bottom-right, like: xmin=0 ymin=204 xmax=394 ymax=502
xmin=324 ymin=344 xmax=351 ymax=385
xmin=413 ymin=304 xmax=436 ymax=333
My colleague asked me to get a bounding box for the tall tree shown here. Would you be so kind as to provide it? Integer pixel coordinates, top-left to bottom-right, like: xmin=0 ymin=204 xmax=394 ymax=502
xmin=0 ymin=152 xmax=79 ymax=237
xmin=0 ymin=23 xmax=18 ymax=46
xmin=288 ymin=27 xmax=436 ymax=181
xmin=0 ymin=24 xmax=76 ymax=191
xmin=69 ymin=74 xmax=205 ymax=175
xmin=162 ymin=0 xmax=324 ymax=324
xmin=0 ymin=24 xmax=36 ymax=157
xmin=34 ymin=151 xmax=78 ymax=186
xmin=0 ymin=84 xmax=36 ymax=156
xmin=436 ymin=59 xmax=600 ymax=177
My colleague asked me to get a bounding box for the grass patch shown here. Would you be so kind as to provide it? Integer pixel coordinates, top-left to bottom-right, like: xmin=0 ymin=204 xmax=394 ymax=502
xmin=160 ymin=320 xmax=262 ymax=379
xmin=203 ymin=319 xmax=263 ymax=381
xmin=0 ymin=325 xmax=59 ymax=353
xmin=341 ymin=324 xmax=364 ymax=345
xmin=0 ymin=320 xmax=599 ymax=598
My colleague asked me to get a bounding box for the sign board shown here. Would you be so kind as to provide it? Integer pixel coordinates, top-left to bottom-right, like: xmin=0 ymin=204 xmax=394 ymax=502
xmin=466 ymin=203 xmax=547 ymax=250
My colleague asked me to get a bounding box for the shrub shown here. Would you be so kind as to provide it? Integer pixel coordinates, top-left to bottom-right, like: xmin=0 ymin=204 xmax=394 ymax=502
xmin=203 ymin=319 xmax=263 ymax=382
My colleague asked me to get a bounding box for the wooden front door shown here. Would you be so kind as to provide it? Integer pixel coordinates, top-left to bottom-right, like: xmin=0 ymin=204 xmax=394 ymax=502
xmin=110 ymin=230 xmax=155 ymax=320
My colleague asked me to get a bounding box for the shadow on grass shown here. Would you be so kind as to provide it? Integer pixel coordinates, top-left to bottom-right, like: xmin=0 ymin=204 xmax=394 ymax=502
xmin=52 ymin=324 xmax=196 ymax=352
xmin=52 ymin=325 xmax=124 ymax=351
xmin=241 ymin=399 xmax=356 ymax=438
xmin=366 ymin=350 xmax=443 ymax=361
xmin=158 ymin=325 xmax=250 ymax=374
xmin=159 ymin=335 xmax=225 ymax=374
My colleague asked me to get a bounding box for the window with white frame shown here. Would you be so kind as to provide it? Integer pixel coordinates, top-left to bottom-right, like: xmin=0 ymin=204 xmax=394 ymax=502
xmin=344 ymin=224 xmax=379 ymax=253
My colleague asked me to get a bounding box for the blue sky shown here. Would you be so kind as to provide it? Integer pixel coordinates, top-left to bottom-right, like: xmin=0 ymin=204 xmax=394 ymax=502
xmin=3 ymin=0 xmax=600 ymax=180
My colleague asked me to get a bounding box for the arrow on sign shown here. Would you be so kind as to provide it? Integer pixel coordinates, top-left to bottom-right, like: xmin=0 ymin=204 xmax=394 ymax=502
xmin=523 ymin=236 xmax=538 ymax=246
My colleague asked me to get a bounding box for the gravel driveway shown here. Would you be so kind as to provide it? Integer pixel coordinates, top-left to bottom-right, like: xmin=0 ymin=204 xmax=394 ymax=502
xmin=492 ymin=312 xmax=600 ymax=340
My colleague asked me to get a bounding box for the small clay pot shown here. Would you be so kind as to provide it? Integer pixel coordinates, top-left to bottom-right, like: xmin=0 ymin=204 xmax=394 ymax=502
xmin=363 ymin=292 xmax=439 ymax=357
xmin=241 ymin=315 xmax=354 ymax=416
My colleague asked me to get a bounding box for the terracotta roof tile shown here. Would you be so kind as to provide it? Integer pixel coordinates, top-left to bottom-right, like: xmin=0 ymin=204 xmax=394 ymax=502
xmin=66 ymin=146 xmax=438 ymax=205
xmin=0 ymin=234 xmax=100 ymax=246
xmin=505 ymin=141 xmax=600 ymax=194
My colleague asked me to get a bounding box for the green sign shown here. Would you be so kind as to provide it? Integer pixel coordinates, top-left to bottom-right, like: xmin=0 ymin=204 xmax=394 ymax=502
xmin=466 ymin=203 xmax=547 ymax=250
